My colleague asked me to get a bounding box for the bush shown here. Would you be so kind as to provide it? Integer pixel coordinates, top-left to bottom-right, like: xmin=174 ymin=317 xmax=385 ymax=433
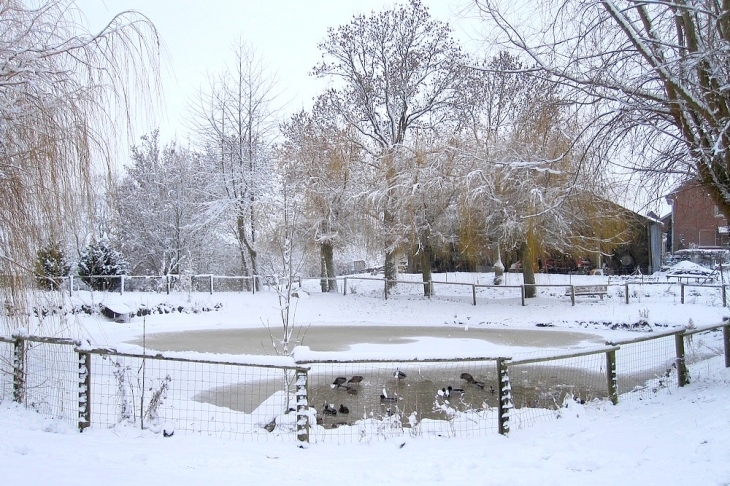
xmin=77 ymin=239 xmax=127 ymax=291
xmin=35 ymin=243 xmax=70 ymax=290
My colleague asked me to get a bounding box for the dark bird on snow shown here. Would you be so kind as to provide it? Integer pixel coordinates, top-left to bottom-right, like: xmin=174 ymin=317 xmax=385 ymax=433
xmin=331 ymin=376 xmax=348 ymax=388
xmin=322 ymin=402 xmax=337 ymax=416
xmin=393 ymin=369 xmax=407 ymax=379
xmin=347 ymin=375 xmax=364 ymax=385
xmin=472 ymin=380 xmax=486 ymax=390
xmin=489 ymin=385 xmax=496 ymax=395
xmin=338 ymin=404 xmax=349 ymax=414
xmin=460 ymin=372 xmax=474 ymax=382
xmin=163 ymin=429 xmax=174 ymax=438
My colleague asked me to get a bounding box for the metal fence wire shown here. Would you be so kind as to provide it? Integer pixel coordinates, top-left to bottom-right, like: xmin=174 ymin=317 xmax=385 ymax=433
xmin=1 ymin=322 xmax=729 ymax=444
xmin=87 ymin=352 xmax=298 ymax=442
xmin=609 ymin=331 xmax=683 ymax=401
xmin=507 ymin=350 xmax=611 ymax=429
xmin=300 ymin=359 xmax=500 ymax=443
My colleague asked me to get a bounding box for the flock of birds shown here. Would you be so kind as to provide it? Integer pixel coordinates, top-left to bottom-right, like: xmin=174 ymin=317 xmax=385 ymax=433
xmin=321 ymin=370 xmax=495 ymax=418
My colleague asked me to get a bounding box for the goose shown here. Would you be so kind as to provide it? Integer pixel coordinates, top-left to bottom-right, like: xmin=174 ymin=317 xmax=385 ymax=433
xmin=393 ymin=369 xmax=407 ymax=379
xmin=347 ymin=375 xmax=364 ymax=385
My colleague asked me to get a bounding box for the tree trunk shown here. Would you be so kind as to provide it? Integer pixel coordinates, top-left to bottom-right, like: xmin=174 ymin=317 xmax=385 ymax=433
xmin=518 ymin=240 xmax=537 ymax=298
xmin=320 ymin=241 xmax=336 ymax=292
xmin=419 ymin=230 xmax=433 ymax=296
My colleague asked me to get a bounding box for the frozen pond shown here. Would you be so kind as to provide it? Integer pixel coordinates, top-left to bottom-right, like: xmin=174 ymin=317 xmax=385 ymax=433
xmin=128 ymin=325 xmax=604 ymax=354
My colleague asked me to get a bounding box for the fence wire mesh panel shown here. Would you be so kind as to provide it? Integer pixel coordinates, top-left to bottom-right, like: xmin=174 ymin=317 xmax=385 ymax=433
xmin=611 ymin=334 xmax=680 ymax=401
xmin=211 ymin=276 xmax=252 ymax=293
xmin=684 ymin=327 xmax=727 ymax=380
xmin=301 ymin=360 xmax=499 ymax=443
xmin=508 ymin=352 xmax=609 ymax=429
xmin=87 ymin=353 xmax=299 ymax=441
xmin=0 ymin=339 xmax=12 ymax=401
xmin=123 ymin=276 xmax=169 ymax=293
xmin=21 ymin=341 xmax=78 ymax=425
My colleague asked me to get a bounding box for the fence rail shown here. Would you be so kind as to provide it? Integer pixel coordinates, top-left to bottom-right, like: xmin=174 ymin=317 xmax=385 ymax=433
xmin=59 ymin=273 xmax=730 ymax=308
xmin=1 ymin=321 xmax=728 ymax=444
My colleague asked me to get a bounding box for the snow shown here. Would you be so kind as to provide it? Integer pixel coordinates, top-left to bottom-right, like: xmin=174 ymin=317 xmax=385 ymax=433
xmin=2 ymin=272 xmax=729 ymax=484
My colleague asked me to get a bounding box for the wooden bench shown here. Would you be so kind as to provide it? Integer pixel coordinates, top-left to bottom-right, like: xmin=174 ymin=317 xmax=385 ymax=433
xmin=565 ymin=284 xmax=608 ymax=302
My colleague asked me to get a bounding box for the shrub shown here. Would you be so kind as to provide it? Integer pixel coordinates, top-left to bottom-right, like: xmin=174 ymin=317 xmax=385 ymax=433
xmin=34 ymin=243 xmax=70 ymax=290
xmin=77 ymin=239 xmax=127 ymax=291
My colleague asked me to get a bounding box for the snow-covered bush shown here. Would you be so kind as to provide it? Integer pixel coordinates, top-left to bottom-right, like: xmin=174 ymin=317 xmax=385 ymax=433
xmin=77 ymin=239 xmax=127 ymax=291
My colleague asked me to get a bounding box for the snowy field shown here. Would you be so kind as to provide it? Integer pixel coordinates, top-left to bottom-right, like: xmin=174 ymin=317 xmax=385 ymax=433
xmin=1 ymin=272 xmax=729 ymax=485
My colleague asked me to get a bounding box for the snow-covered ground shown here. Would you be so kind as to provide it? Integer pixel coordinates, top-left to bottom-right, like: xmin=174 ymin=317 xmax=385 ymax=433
xmin=2 ymin=272 xmax=729 ymax=485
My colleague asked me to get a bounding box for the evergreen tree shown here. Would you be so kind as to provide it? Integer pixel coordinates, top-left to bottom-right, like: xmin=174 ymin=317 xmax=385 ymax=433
xmin=77 ymin=239 xmax=128 ymax=291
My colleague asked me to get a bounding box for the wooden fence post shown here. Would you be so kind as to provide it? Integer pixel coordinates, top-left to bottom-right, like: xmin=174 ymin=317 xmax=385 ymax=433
xmin=120 ymin=275 xmax=125 ymax=295
xmin=209 ymin=275 xmax=213 ymax=295
xmin=472 ymin=284 xmax=476 ymax=306
xmin=78 ymin=351 xmax=91 ymax=431
xmin=497 ymin=358 xmax=512 ymax=436
xmin=723 ymin=285 xmax=727 ymax=307
xmin=12 ymin=337 xmax=25 ymax=404
xmin=384 ymin=279 xmax=388 ymax=300
xmin=625 ymin=283 xmax=630 ymax=305
xmin=295 ymin=368 xmax=309 ymax=444
xmin=343 ymin=277 xmax=347 ymax=296
xmin=570 ymin=285 xmax=576 ymax=306
xmin=675 ymin=332 xmax=688 ymax=387
xmin=520 ymin=285 xmax=526 ymax=306
xmin=681 ymin=283 xmax=685 ymax=304
xmin=69 ymin=275 xmax=74 ymax=296
xmin=723 ymin=325 xmax=730 ymax=368
xmin=606 ymin=349 xmax=618 ymax=405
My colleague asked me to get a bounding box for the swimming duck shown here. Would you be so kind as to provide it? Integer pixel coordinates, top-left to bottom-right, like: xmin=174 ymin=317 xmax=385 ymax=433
xmin=322 ymin=402 xmax=337 ymax=415
xmin=347 ymin=375 xmax=364 ymax=385
xmin=380 ymin=387 xmax=398 ymax=402
xmin=338 ymin=404 xmax=350 ymax=414
xmin=460 ymin=372 xmax=474 ymax=382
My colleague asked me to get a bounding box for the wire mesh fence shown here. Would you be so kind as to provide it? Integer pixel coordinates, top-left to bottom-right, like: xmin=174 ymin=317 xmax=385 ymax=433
xmin=86 ymin=352 xmax=298 ymax=441
xmin=2 ymin=323 xmax=729 ymax=444
xmin=608 ymin=331 xmax=684 ymax=401
xmin=507 ymin=349 xmax=613 ymax=430
xmin=11 ymin=337 xmax=79 ymax=426
xmin=0 ymin=337 xmax=13 ymax=401
xmin=300 ymin=359 xmax=500 ymax=443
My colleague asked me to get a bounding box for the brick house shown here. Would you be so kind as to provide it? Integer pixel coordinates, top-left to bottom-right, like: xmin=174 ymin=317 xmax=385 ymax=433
xmin=665 ymin=181 xmax=729 ymax=253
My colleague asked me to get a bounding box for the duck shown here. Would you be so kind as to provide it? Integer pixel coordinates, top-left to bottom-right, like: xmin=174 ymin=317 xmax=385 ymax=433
xmin=380 ymin=387 xmax=398 ymax=402
xmin=331 ymin=376 xmax=348 ymax=388
xmin=460 ymin=372 xmax=474 ymax=382
xmin=347 ymin=375 xmax=364 ymax=385
xmin=322 ymin=402 xmax=337 ymax=415
xmin=338 ymin=404 xmax=350 ymax=414
xmin=489 ymin=385 xmax=496 ymax=395
xmin=393 ymin=369 xmax=407 ymax=380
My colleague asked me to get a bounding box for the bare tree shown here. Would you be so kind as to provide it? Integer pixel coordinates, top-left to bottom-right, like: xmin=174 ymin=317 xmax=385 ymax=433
xmin=313 ymin=0 xmax=465 ymax=285
xmin=475 ymin=0 xmax=730 ymax=217
xmin=0 ymin=0 xmax=160 ymax=333
xmin=188 ymin=40 xmax=279 ymax=288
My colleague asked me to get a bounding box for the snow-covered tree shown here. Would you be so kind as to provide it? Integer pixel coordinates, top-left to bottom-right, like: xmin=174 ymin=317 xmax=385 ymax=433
xmin=188 ymin=41 xmax=279 ymax=287
xmin=313 ymin=0 xmax=466 ymax=285
xmin=475 ymin=0 xmax=730 ymax=218
xmin=278 ymin=97 xmax=359 ymax=292
xmin=77 ymin=239 xmax=127 ymax=291
xmin=117 ymin=131 xmax=214 ymax=276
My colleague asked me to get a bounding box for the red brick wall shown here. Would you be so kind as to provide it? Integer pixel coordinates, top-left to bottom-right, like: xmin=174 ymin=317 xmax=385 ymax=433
xmin=669 ymin=183 xmax=728 ymax=251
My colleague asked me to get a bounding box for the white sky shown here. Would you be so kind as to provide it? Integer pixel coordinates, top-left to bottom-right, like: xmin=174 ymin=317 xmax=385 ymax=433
xmin=74 ymin=0 xmax=486 ymax=144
